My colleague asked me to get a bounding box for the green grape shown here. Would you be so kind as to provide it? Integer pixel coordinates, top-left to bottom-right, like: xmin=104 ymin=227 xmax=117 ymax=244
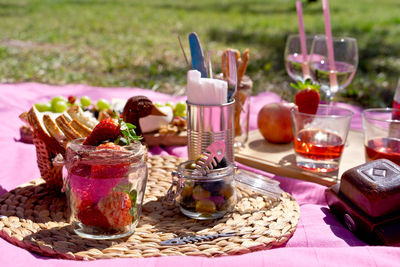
xmin=96 ymin=98 xmax=110 ymax=111
xmin=34 ymin=102 xmax=52 ymax=112
xmin=80 ymin=96 xmax=91 ymax=107
xmin=50 ymin=96 xmax=67 ymax=106
xmin=52 ymin=100 xmax=68 ymax=113
xmin=174 ymin=101 xmax=187 ymax=117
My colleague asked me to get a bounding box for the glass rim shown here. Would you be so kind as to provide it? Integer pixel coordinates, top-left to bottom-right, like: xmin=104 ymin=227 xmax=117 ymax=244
xmin=67 ymin=138 xmax=146 ymax=159
xmin=291 ymin=104 xmax=353 ymax=118
xmin=313 ymin=35 xmax=357 ymax=43
xmin=286 ymin=33 xmax=317 ymax=40
xmin=362 ymin=108 xmax=400 ymax=123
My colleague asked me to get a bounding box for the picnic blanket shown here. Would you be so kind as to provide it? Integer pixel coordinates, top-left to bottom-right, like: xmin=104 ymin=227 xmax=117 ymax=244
xmin=0 ymin=82 xmax=397 ymax=267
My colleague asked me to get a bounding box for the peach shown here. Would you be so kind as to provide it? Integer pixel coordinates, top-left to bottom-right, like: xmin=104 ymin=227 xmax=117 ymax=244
xmin=257 ymin=102 xmax=296 ymax=144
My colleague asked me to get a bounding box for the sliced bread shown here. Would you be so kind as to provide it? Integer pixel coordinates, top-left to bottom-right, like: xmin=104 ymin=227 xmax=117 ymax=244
xmin=43 ymin=114 xmax=68 ymax=147
xmin=55 ymin=114 xmax=82 ymax=142
xmin=70 ymin=119 xmax=92 ymax=137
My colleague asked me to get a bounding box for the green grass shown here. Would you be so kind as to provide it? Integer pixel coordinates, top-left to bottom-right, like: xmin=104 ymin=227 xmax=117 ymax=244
xmin=0 ymin=0 xmax=399 ymax=106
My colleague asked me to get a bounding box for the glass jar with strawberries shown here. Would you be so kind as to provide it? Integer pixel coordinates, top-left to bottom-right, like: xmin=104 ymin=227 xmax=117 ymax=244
xmin=64 ymin=117 xmax=148 ymax=239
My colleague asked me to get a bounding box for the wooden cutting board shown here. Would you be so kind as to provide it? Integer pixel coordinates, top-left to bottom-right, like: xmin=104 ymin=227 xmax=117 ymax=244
xmin=143 ymin=131 xmax=187 ymax=147
xmin=235 ymin=129 xmax=366 ymax=186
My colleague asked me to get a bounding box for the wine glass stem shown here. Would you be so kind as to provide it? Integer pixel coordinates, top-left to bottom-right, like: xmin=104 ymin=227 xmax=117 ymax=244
xmin=327 ymin=95 xmax=333 ymax=106
xmin=327 ymin=71 xmax=338 ymax=106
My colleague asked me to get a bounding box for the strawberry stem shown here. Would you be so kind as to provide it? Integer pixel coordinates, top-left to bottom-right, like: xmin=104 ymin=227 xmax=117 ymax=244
xmin=115 ymin=119 xmax=142 ymax=146
xmin=290 ymin=78 xmax=320 ymax=91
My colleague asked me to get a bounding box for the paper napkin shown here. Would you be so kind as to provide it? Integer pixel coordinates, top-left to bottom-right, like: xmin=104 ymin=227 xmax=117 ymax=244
xmin=187 ymin=70 xmax=227 ymax=105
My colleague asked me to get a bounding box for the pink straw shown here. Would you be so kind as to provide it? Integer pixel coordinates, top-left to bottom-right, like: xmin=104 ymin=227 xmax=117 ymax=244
xmin=296 ymin=1 xmax=310 ymax=79
xmin=322 ymin=0 xmax=338 ymax=92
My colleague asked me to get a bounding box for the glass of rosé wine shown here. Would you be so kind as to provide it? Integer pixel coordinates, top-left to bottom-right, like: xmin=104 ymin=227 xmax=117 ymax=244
xmin=309 ymin=35 xmax=358 ymax=103
xmin=284 ymin=34 xmax=315 ymax=82
xmin=362 ymin=108 xmax=400 ymax=165
xmin=291 ymin=105 xmax=353 ymax=173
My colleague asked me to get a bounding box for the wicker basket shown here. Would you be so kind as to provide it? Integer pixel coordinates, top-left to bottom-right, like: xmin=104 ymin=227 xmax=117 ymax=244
xmin=32 ymin=131 xmax=64 ymax=190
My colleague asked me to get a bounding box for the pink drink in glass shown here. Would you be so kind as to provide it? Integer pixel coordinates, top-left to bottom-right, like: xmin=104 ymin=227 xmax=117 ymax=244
xmin=365 ymin=137 xmax=400 ymax=165
xmin=293 ymin=129 xmax=345 ymax=172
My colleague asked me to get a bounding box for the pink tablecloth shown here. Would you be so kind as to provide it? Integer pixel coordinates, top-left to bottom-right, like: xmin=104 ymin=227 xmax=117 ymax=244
xmin=0 ymin=83 xmax=398 ymax=267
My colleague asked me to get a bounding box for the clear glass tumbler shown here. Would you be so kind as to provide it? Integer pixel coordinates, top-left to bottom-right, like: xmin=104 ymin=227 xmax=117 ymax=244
xmin=64 ymin=139 xmax=148 ymax=239
xmin=167 ymin=160 xmax=237 ymax=220
xmin=291 ymin=105 xmax=353 ymax=173
xmin=362 ymin=108 xmax=400 ymax=165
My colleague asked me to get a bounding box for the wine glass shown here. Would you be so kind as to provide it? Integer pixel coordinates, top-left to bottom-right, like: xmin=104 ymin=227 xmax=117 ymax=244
xmin=309 ymin=35 xmax=358 ymax=102
xmin=284 ymin=34 xmax=315 ymax=82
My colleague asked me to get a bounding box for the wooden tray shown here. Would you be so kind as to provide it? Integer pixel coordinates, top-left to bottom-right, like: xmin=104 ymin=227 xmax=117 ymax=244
xmin=143 ymin=131 xmax=187 ymax=147
xmin=235 ymin=130 xmax=365 ymax=186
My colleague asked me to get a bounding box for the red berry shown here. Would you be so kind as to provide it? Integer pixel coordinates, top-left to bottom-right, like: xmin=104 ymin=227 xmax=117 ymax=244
xmin=98 ymin=192 xmax=133 ymax=228
xmin=90 ymin=142 xmax=130 ymax=179
xmin=68 ymin=95 xmax=77 ymax=104
xmin=83 ymin=118 xmax=121 ymax=146
xmin=295 ymin=89 xmax=320 ymax=114
xmin=77 ymin=200 xmax=111 ymax=228
xmin=96 ymin=142 xmax=123 ymax=151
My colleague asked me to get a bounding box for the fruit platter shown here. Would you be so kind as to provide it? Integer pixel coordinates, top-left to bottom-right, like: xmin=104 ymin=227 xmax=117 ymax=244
xmin=19 ymin=95 xmax=188 ymax=147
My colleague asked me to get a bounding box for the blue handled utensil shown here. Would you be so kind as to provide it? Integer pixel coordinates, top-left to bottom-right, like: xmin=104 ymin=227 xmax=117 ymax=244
xmin=188 ymin=32 xmax=208 ymax=78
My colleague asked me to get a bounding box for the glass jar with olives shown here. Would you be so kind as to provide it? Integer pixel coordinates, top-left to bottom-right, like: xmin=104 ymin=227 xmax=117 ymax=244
xmin=167 ymin=160 xmax=236 ymax=220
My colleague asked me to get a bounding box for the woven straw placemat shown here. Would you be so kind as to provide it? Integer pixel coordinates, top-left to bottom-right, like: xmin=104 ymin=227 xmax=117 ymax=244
xmin=0 ymin=155 xmax=299 ymax=260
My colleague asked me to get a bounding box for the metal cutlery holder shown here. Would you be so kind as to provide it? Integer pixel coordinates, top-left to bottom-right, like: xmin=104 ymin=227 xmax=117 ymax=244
xmin=187 ymin=100 xmax=235 ymax=163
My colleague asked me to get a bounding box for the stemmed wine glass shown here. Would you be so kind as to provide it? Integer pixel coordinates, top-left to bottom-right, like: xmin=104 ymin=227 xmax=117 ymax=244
xmin=309 ymin=35 xmax=358 ymax=103
xmin=284 ymin=34 xmax=315 ymax=82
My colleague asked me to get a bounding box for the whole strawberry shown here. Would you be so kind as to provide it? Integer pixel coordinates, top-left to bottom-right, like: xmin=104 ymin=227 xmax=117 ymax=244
xmin=291 ymin=79 xmax=320 ymax=114
xmin=77 ymin=199 xmax=111 ymax=228
xmin=83 ymin=117 xmax=142 ymax=146
xmin=83 ymin=118 xmax=121 ymax=146
xmin=98 ymin=191 xmax=133 ymax=228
